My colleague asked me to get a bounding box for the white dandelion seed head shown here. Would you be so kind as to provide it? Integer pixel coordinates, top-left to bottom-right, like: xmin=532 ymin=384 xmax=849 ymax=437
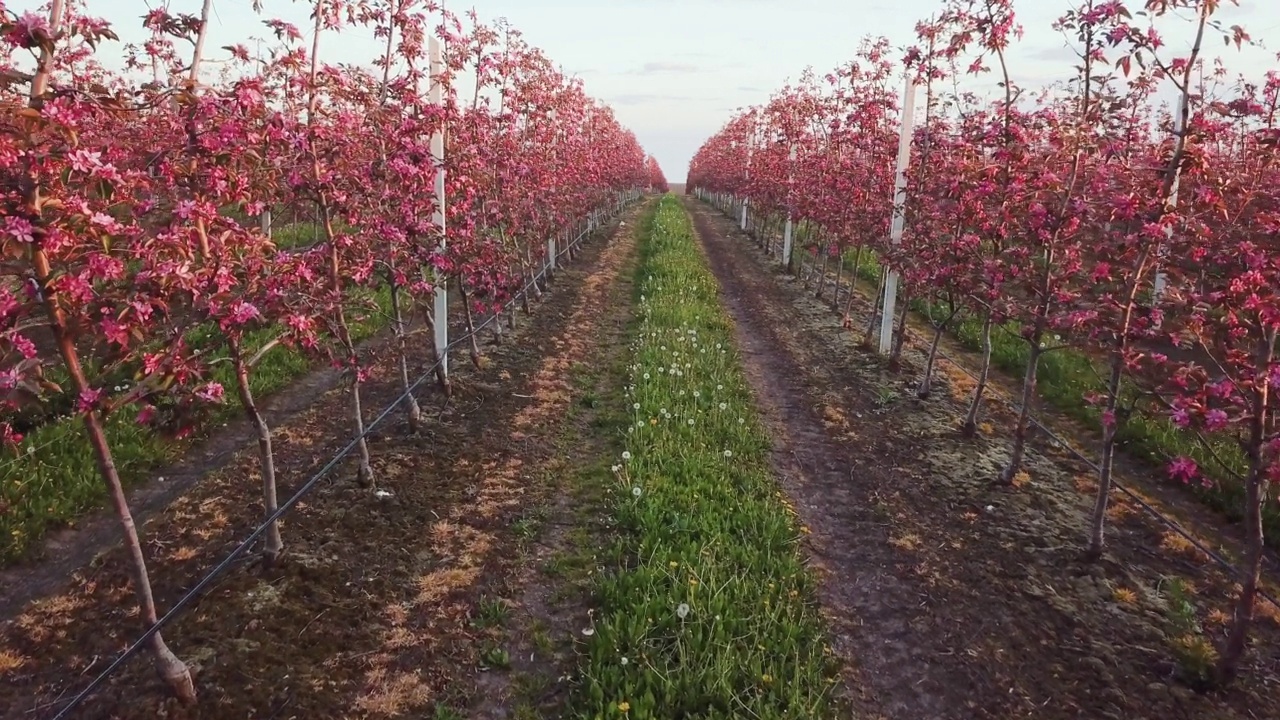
xmin=676 ymin=603 xmax=690 ymax=619
xmin=632 ymin=486 xmax=642 ymax=497
xmin=622 ymin=451 xmax=632 ymax=461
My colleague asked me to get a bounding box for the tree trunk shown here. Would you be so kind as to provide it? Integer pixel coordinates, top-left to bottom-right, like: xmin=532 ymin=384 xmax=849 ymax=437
xmin=889 ymin=294 xmax=910 ymax=371
xmin=230 ymin=340 xmax=284 ymax=565
xmin=389 ymin=281 xmax=423 ymax=432
xmin=862 ymin=273 xmax=886 ymax=349
xmin=850 ymin=246 xmax=864 ymax=294
xmin=420 ymin=300 xmax=452 ymax=398
xmin=321 ymin=210 xmax=375 ymax=487
xmin=917 ymin=311 xmax=957 ymax=399
xmin=961 ymin=311 xmax=994 ymax=437
xmin=1214 ymin=337 xmax=1272 ymax=685
xmin=1215 ymin=461 xmax=1267 ymax=686
xmin=32 ymin=248 xmax=196 ymax=701
xmin=347 ymin=364 xmax=375 ymax=487
xmin=999 ymin=340 xmax=1042 ymax=484
xmin=457 ymin=280 xmax=483 ymax=369
xmin=816 ymin=249 xmax=831 ymax=299
xmin=1086 ymin=352 xmax=1125 ymax=560
xmin=830 ymin=252 xmax=843 ymax=310
xmin=87 ymin=409 xmax=197 ymax=699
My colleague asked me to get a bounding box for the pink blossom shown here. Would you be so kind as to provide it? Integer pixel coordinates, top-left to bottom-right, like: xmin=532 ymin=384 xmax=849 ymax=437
xmin=76 ymin=388 xmax=104 ymax=413
xmin=1168 ymin=457 xmax=1198 ymax=484
xmin=194 ymin=382 xmax=225 ymax=403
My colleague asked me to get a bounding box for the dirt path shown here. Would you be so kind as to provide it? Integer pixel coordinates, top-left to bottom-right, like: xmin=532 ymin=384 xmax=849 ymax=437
xmin=0 ymin=204 xmax=647 ymax=720
xmin=685 ymin=197 xmax=1280 ymax=720
xmin=469 ymin=211 xmax=640 ymax=720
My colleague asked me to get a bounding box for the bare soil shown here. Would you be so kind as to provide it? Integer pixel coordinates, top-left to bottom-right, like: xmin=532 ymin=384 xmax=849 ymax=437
xmin=685 ymin=197 xmax=1280 ymax=720
xmin=0 ymin=205 xmax=646 ymax=720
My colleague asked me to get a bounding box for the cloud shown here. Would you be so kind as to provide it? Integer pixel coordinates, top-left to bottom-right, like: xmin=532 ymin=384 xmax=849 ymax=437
xmin=627 ymin=61 xmax=700 ymax=75
xmin=607 ymin=93 xmax=694 ymax=105
xmin=1025 ymin=44 xmax=1078 ymax=63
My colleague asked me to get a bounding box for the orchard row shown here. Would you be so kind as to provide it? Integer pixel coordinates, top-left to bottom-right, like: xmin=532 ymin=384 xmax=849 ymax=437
xmin=1 ymin=0 xmax=664 ymax=705
xmin=687 ymin=0 xmax=1275 ymax=688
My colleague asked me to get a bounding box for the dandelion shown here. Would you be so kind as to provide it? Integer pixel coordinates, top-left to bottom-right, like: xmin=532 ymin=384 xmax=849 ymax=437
xmin=687 ymin=418 xmax=694 ymax=426
xmin=582 ymin=627 xmax=595 ymax=636
xmin=643 ymin=373 xmax=650 ymax=380
xmin=632 ymin=486 xmax=642 ymax=497
xmin=719 ymin=402 xmax=727 ymax=410
xmin=723 ymin=450 xmax=732 ymax=458
xmin=633 ymin=402 xmax=640 ymax=410
xmin=611 ymin=464 xmax=622 ymax=473
xmin=693 ymin=390 xmax=700 ymax=398
xmin=622 ymin=451 xmax=632 ymax=461
xmin=676 ymin=603 xmax=690 ymax=619
xmin=620 ymin=657 xmax=629 ymax=666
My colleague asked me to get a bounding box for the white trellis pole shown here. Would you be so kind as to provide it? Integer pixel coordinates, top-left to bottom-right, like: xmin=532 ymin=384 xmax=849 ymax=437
xmin=429 ymin=36 xmax=448 ymax=377
xmin=879 ymin=75 xmax=917 ymax=354
xmin=782 ymin=142 xmax=796 ymax=270
xmin=741 ymin=130 xmax=752 ymax=231
xmin=1153 ymin=89 xmax=1188 ymax=304
xmin=547 ymin=108 xmax=558 ymax=271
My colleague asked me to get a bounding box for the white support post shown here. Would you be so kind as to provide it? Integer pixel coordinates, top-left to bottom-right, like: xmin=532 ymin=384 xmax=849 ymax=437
xmin=879 ymin=75 xmax=917 ymax=355
xmin=782 ymin=143 xmax=796 ymax=270
xmin=741 ymin=136 xmax=750 ymax=230
xmin=1153 ymin=92 xmax=1186 ymax=305
xmin=547 ymin=236 xmax=556 ymax=271
xmin=429 ymin=36 xmax=449 ymax=377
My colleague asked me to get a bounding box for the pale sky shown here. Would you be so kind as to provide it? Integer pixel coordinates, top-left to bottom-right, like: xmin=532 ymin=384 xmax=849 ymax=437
xmin=13 ymin=0 xmax=1280 ymax=180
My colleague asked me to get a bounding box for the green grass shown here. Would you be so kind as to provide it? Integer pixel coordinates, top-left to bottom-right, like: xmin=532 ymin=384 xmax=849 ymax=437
xmin=571 ymin=196 xmax=836 ymax=719
xmin=817 ymin=240 xmax=1266 ymax=545
xmin=0 ymin=248 xmax=394 ymax=565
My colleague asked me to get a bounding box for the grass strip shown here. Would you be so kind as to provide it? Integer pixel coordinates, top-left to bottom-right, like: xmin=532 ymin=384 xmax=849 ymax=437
xmin=572 ymin=196 xmax=836 ymax=719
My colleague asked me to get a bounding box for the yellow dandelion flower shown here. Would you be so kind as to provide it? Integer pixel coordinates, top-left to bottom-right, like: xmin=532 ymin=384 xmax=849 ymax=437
xmin=618 ymin=701 xmax=631 ymax=713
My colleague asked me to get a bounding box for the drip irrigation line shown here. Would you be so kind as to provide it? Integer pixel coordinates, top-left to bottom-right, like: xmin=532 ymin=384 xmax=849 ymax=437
xmin=42 ymin=197 xmax=638 ymax=720
xmin=707 ymin=199 xmax=1280 ymax=613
